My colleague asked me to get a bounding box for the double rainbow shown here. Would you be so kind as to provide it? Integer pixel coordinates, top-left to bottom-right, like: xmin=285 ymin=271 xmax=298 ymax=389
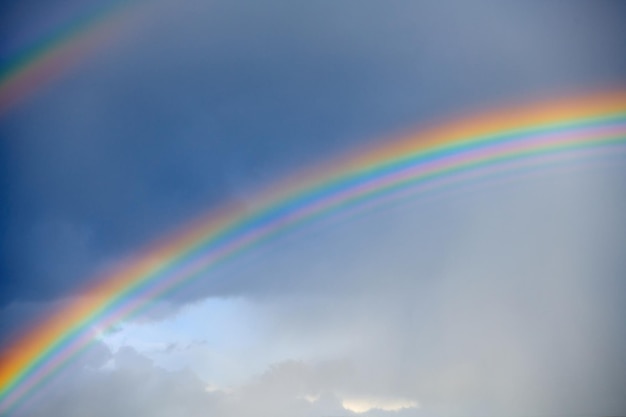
xmin=2 ymin=3 xmax=626 ymax=414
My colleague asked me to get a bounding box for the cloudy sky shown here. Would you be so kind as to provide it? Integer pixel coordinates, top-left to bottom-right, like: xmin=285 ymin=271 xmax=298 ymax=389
xmin=2 ymin=1 xmax=626 ymax=416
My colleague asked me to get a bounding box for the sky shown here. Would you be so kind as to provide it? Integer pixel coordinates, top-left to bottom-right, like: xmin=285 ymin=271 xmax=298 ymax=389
xmin=1 ymin=1 xmax=626 ymax=416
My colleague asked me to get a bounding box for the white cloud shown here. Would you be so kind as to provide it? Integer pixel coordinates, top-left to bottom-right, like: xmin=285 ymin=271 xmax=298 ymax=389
xmin=342 ymin=397 xmax=419 ymax=414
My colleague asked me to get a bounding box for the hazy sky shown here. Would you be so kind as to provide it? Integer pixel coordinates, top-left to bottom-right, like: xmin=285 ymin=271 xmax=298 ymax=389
xmin=2 ymin=1 xmax=626 ymax=416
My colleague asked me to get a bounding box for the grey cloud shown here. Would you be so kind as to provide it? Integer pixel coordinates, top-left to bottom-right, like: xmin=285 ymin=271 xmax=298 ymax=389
xmin=236 ymin=164 xmax=626 ymax=416
xmin=12 ymin=162 xmax=626 ymax=416
xmin=18 ymin=344 xmax=418 ymax=417
xmin=14 ymin=147 xmax=624 ymax=417
xmin=20 ymin=344 xmax=216 ymax=417
xmin=100 ymin=162 xmax=626 ymax=415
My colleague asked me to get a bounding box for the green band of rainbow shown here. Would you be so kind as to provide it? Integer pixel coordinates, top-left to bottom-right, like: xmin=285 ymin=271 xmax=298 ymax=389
xmin=1 ymin=91 xmax=625 ymax=415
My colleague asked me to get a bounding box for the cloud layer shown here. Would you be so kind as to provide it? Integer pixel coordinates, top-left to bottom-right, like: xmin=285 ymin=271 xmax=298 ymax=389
xmin=14 ymin=161 xmax=626 ymax=417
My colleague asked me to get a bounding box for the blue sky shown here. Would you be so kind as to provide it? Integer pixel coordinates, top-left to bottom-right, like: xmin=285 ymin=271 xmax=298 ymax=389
xmin=2 ymin=1 xmax=626 ymax=416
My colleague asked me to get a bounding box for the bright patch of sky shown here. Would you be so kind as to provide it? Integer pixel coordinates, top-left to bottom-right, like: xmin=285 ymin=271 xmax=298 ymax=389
xmin=341 ymin=397 xmax=419 ymax=413
xmin=98 ymin=294 xmax=356 ymax=387
xmin=100 ymin=297 xmax=264 ymax=386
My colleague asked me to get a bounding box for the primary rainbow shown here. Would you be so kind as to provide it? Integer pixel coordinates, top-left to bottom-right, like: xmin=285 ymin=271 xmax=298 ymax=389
xmin=1 ymin=90 xmax=626 ymax=414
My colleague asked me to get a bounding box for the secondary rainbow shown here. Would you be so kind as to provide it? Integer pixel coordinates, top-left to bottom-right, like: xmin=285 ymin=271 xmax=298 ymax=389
xmin=1 ymin=91 xmax=626 ymax=414
xmin=0 ymin=0 xmax=139 ymax=114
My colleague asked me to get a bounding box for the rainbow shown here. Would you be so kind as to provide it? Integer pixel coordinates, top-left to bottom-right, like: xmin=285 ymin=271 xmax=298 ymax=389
xmin=0 ymin=0 xmax=139 ymax=114
xmin=1 ymin=90 xmax=625 ymax=414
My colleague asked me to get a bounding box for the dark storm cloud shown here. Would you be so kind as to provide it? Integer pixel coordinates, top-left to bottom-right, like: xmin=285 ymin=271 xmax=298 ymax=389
xmin=2 ymin=1 xmax=626 ymax=311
